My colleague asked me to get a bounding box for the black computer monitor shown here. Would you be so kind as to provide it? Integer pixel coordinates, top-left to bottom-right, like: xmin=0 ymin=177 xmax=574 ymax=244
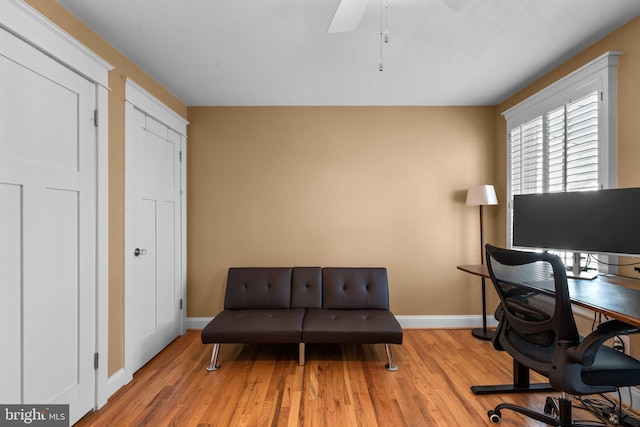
xmin=512 ymin=188 xmax=640 ymax=257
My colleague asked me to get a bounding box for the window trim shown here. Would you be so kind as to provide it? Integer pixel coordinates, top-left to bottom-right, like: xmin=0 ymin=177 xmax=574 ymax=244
xmin=502 ymin=51 xmax=620 ymax=269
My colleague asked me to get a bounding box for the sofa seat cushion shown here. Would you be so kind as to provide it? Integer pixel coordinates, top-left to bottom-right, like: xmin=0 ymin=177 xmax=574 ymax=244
xmin=302 ymin=309 xmax=403 ymax=344
xmin=201 ymin=309 xmax=305 ymax=344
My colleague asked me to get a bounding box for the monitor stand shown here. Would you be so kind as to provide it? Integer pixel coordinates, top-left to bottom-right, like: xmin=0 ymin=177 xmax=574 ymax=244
xmin=569 ymin=252 xmax=598 ymax=280
xmin=567 ymin=270 xmax=598 ymax=280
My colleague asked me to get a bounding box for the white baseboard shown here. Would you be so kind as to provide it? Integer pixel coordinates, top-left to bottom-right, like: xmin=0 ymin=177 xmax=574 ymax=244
xmin=102 ymin=368 xmax=132 ymax=408
xmin=186 ymin=317 xmax=213 ymax=330
xmin=396 ymin=315 xmax=498 ymax=329
xmin=186 ymin=315 xmax=499 ymax=330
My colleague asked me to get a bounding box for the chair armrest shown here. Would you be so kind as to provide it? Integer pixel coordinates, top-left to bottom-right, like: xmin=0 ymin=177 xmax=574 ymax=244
xmin=568 ymin=320 xmax=640 ymax=366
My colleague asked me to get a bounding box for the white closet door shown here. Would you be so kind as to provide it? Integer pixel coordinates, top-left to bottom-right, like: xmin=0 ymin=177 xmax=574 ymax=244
xmin=128 ymin=108 xmax=182 ymax=373
xmin=0 ymin=25 xmax=96 ymax=424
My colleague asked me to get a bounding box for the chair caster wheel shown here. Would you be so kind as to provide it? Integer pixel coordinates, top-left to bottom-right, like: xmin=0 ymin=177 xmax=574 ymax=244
xmin=488 ymin=409 xmax=501 ymax=424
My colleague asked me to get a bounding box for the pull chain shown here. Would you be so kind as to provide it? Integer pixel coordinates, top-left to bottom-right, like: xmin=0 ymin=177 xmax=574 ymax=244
xmin=379 ymin=0 xmax=389 ymax=71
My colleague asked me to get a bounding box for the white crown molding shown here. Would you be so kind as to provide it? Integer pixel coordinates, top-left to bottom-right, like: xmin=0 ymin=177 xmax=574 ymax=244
xmin=0 ymin=0 xmax=112 ymax=88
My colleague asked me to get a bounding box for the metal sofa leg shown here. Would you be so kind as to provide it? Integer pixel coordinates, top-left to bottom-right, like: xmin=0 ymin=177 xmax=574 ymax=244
xmin=384 ymin=344 xmax=399 ymax=371
xmin=299 ymin=343 xmax=305 ymax=366
xmin=206 ymin=343 xmax=220 ymax=371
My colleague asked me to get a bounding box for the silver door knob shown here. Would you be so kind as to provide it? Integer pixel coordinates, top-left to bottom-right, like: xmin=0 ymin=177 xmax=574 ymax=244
xmin=134 ymin=248 xmax=147 ymax=257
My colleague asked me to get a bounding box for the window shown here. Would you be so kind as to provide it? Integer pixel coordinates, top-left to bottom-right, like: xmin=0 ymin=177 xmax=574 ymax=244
xmin=510 ymin=91 xmax=600 ymax=195
xmin=503 ymin=52 xmax=620 ymax=272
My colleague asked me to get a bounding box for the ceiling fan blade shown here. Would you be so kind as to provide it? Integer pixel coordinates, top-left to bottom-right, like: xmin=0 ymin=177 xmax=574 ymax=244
xmin=328 ymin=0 xmax=369 ymax=33
xmin=440 ymin=0 xmax=471 ymax=11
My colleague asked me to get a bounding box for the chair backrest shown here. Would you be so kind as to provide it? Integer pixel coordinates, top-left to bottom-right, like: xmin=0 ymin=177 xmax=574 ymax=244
xmin=485 ymin=244 xmax=579 ymax=376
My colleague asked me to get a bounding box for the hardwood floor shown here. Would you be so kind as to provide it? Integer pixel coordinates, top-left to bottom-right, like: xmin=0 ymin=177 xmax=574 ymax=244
xmin=76 ymin=329 xmax=608 ymax=426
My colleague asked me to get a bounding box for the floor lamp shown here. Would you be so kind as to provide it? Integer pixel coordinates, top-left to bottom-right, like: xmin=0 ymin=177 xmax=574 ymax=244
xmin=466 ymin=184 xmax=498 ymax=341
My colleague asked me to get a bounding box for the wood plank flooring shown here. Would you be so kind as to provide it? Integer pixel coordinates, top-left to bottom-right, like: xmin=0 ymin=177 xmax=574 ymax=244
xmin=76 ymin=329 xmax=609 ymax=426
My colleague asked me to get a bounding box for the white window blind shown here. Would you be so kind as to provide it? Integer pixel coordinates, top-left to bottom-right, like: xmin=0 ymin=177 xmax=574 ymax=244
xmin=510 ymin=92 xmax=600 ymax=197
xmin=509 ymin=117 xmax=543 ymax=197
xmin=503 ymin=52 xmax=620 ymax=271
xmin=565 ymin=92 xmax=600 ymax=191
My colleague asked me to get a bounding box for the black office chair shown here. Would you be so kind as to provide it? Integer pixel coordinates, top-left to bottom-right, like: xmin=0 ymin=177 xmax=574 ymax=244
xmin=484 ymin=244 xmax=640 ymax=426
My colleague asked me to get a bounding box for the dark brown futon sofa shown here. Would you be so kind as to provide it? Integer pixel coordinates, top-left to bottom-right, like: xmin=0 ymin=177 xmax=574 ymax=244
xmin=201 ymin=267 xmax=403 ymax=371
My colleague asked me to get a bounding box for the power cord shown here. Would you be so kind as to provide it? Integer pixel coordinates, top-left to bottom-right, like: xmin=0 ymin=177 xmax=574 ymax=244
xmin=576 ymin=391 xmax=640 ymax=426
xmin=586 ymin=253 xmax=640 ymax=268
xmin=577 ymin=393 xmax=617 ymax=425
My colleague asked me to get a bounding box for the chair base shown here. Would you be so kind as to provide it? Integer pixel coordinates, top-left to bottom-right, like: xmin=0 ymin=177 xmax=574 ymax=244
xmin=488 ymin=393 xmax=603 ymax=427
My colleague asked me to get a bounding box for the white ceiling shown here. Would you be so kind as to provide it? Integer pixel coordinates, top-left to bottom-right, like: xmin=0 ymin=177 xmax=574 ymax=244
xmin=56 ymin=0 xmax=640 ymax=106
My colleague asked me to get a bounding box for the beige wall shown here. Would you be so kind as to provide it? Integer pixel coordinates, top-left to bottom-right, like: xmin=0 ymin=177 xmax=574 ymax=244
xmin=186 ymin=107 xmax=498 ymax=317
xmin=24 ymin=1 xmax=187 ymax=375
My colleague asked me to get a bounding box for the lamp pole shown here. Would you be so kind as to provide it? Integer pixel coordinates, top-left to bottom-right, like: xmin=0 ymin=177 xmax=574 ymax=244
xmin=466 ymin=185 xmax=497 ymax=342
xmin=479 ymin=204 xmax=485 ymax=265
xmin=472 ymin=204 xmax=492 ymax=341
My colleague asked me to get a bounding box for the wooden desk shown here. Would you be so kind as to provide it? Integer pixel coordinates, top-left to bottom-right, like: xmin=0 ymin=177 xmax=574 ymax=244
xmin=458 ymin=264 xmax=640 ymax=394
xmin=458 ymin=264 xmax=640 ymax=327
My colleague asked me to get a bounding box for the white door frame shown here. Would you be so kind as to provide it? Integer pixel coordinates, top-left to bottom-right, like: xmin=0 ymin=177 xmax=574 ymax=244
xmin=124 ymin=78 xmax=188 ymax=382
xmin=0 ymin=0 xmax=112 ymax=411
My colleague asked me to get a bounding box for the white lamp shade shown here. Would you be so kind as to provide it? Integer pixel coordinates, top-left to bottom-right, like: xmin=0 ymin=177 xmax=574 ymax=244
xmin=466 ymin=185 xmax=498 ymax=206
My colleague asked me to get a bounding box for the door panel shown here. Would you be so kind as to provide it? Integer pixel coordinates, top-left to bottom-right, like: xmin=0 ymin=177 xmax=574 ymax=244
xmin=0 ymin=25 xmax=96 ymax=423
xmin=23 ymin=187 xmax=79 ymax=404
xmin=139 ymin=122 xmax=175 ymax=190
xmin=0 ymin=55 xmax=78 ymax=170
xmin=135 ymin=198 xmax=158 ymax=340
xmin=156 ymin=200 xmax=177 ymax=326
xmin=0 ymin=27 xmax=85 ymax=174
xmin=0 ymin=183 xmax=22 ymax=403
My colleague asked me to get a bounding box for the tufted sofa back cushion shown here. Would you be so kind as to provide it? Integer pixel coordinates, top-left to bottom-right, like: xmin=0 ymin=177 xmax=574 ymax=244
xmin=321 ymin=268 xmax=390 ymax=310
xmin=291 ymin=267 xmax=322 ymax=309
xmin=224 ymin=267 xmax=293 ymax=310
